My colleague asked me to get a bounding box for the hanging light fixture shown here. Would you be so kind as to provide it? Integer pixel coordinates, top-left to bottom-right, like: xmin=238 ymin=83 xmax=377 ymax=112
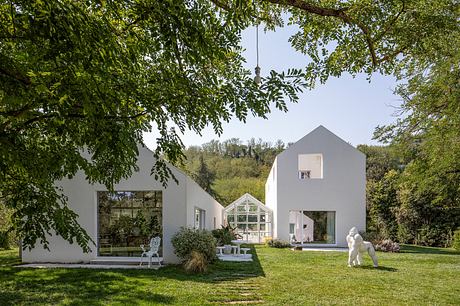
xmin=254 ymin=23 xmax=261 ymax=85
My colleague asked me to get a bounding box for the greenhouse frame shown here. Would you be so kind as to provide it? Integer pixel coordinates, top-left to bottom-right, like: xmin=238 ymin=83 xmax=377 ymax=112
xmin=223 ymin=193 xmax=273 ymax=243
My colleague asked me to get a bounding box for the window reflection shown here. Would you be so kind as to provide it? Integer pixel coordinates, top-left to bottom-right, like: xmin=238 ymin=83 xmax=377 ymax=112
xmin=98 ymin=191 xmax=162 ymax=257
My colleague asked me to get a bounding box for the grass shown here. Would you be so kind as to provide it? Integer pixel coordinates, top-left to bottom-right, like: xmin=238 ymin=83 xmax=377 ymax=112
xmin=0 ymin=245 xmax=459 ymax=305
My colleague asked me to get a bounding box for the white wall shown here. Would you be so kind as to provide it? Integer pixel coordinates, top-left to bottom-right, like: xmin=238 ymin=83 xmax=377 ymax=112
xmin=269 ymin=126 xmax=366 ymax=247
xmin=265 ymin=158 xmax=277 ymax=239
xmin=23 ymin=145 xmax=223 ymax=264
xmin=185 ymin=177 xmax=224 ymax=231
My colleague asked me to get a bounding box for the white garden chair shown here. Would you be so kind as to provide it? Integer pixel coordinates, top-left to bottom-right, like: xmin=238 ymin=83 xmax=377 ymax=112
xmin=140 ymin=236 xmax=161 ymax=267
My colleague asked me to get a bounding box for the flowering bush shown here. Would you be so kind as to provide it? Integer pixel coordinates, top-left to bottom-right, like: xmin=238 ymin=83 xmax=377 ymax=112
xmin=375 ymin=239 xmax=400 ymax=252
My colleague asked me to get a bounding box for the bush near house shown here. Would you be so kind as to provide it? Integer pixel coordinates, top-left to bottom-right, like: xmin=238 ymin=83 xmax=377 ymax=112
xmin=375 ymin=240 xmax=400 ymax=252
xmin=266 ymin=239 xmax=291 ymax=248
xmin=171 ymin=227 xmax=217 ymax=272
xmin=211 ymin=225 xmax=238 ymax=246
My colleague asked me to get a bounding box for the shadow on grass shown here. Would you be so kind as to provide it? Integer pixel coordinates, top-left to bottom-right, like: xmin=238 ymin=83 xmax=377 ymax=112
xmin=400 ymin=244 xmax=460 ymax=255
xmin=0 ymin=266 xmax=177 ymax=305
xmin=355 ymin=265 xmax=398 ymax=272
xmin=0 ymin=248 xmax=21 ymax=266
xmin=0 ymin=245 xmax=264 ymax=305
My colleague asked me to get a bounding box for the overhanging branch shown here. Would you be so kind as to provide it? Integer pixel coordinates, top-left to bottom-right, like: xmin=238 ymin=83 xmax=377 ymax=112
xmin=261 ymin=0 xmax=378 ymax=66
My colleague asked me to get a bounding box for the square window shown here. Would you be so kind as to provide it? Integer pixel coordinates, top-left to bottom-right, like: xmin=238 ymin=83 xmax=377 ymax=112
xmin=299 ymin=170 xmax=311 ymax=179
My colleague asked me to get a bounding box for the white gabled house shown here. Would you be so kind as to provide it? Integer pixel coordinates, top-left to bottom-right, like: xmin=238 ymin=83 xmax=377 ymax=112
xmin=22 ymin=145 xmax=224 ymax=264
xmin=265 ymin=126 xmax=366 ymax=247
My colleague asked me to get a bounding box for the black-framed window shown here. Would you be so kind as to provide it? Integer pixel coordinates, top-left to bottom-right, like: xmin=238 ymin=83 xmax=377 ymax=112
xmin=97 ymin=191 xmax=162 ymax=257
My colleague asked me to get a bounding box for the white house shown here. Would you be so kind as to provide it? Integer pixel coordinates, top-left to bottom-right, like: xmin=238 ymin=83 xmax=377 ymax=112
xmin=265 ymin=125 xmax=366 ymax=247
xmin=22 ymin=145 xmax=224 ymax=264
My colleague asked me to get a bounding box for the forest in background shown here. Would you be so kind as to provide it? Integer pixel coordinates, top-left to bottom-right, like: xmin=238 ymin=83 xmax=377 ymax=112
xmin=180 ymin=139 xmax=460 ymax=248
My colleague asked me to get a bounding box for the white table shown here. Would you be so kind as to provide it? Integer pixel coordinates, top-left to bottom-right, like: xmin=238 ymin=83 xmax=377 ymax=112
xmin=231 ymin=240 xmax=249 ymax=255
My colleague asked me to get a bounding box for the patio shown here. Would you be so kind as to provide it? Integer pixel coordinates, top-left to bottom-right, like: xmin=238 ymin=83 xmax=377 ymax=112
xmin=217 ymin=253 xmax=253 ymax=262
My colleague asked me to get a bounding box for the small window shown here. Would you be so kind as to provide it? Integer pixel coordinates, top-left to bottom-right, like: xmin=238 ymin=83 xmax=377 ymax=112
xmin=289 ymin=223 xmax=295 ymax=234
xmin=298 ymin=154 xmax=323 ymax=179
xmin=194 ymin=208 xmax=206 ymax=230
xmin=299 ymin=170 xmax=311 ymax=179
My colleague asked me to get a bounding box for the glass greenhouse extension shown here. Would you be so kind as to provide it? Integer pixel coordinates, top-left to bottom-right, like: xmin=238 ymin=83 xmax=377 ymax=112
xmin=223 ymin=193 xmax=272 ymax=243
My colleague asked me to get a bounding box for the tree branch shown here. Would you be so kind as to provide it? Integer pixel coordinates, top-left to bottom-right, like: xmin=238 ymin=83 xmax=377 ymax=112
xmin=377 ymin=46 xmax=407 ymax=64
xmin=260 ymin=0 xmax=378 ymax=66
xmin=374 ymin=0 xmax=406 ymax=43
xmin=0 ymin=67 xmax=31 ymax=86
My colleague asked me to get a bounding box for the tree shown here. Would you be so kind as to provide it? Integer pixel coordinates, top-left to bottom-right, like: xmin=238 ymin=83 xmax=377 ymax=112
xmin=1 ymin=0 xmax=457 ymax=250
xmin=193 ymin=155 xmax=216 ymax=197
xmin=0 ymin=0 xmax=305 ymax=250
xmin=374 ymin=32 xmax=460 ymax=246
xmin=367 ymin=170 xmax=400 ymax=240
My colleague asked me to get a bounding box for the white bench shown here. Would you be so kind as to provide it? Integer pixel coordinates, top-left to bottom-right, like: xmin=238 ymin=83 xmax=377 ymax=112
xmin=240 ymin=248 xmax=250 ymax=256
xmin=216 ymin=246 xmax=225 ymax=255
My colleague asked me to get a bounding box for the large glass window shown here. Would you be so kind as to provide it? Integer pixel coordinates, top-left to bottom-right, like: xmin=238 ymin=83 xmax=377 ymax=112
xmin=98 ymin=191 xmax=162 ymax=257
xmin=288 ymin=211 xmax=335 ymax=244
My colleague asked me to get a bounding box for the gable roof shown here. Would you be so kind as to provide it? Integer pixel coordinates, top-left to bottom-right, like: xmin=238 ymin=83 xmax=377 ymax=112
xmin=223 ymin=193 xmax=272 ymax=213
xmin=278 ymin=125 xmax=365 ymax=158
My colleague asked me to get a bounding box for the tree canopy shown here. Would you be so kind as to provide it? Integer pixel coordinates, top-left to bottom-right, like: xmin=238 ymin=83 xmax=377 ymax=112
xmin=1 ymin=0 xmax=458 ymax=250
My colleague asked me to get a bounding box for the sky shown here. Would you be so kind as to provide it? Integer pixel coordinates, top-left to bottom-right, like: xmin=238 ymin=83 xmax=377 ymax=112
xmin=143 ymin=23 xmax=402 ymax=150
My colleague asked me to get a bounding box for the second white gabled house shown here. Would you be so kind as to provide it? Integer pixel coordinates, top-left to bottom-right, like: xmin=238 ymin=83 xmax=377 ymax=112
xmin=265 ymin=126 xmax=366 ymax=247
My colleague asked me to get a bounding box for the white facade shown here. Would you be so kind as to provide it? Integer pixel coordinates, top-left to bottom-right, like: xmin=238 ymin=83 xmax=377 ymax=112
xmin=22 ymin=145 xmax=224 ymax=264
xmin=265 ymin=126 xmax=366 ymax=247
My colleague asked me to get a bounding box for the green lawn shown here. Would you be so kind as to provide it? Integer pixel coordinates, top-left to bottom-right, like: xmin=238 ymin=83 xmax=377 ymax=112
xmin=0 ymin=245 xmax=459 ymax=305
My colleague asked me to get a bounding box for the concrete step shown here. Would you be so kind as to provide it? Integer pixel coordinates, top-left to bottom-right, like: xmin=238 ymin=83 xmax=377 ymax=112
xmin=90 ymin=256 xmax=163 ymax=265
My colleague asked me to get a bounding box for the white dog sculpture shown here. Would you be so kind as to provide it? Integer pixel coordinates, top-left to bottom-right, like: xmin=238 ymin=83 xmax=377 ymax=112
xmin=346 ymin=227 xmax=378 ymax=268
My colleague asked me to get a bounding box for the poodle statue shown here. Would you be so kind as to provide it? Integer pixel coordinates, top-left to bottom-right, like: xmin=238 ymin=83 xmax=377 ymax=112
xmin=346 ymin=227 xmax=378 ymax=268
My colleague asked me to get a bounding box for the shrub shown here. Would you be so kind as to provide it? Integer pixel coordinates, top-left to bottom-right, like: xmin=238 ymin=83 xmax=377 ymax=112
xmin=212 ymin=225 xmax=237 ymax=246
xmin=0 ymin=231 xmax=11 ymax=250
xmin=375 ymin=239 xmax=400 ymax=252
xmin=360 ymin=231 xmax=385 ymax=245
xmin=171 ymin=227 xmax=217 ymax=264
xmin=414 ymin=225 xmax=452 ymax=247
xmin=266 ymin=239 xmax=290 ymax=248
xmin=453 ymin=228 xmax=460 ymax=251
xmin=184 ymin=250 xmax=208 ymax=273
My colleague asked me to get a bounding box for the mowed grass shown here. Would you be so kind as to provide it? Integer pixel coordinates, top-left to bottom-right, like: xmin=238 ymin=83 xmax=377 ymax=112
xmin=0 ymin=245 xmax=459 ymax=305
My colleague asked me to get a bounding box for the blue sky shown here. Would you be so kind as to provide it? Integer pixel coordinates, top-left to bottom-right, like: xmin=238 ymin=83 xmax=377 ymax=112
xmin=144 ymin=24 xmax=401 ymax=149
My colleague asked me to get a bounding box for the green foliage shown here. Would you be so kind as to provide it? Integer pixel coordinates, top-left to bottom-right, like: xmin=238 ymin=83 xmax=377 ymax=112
xmin=453 ymin=229 xmax=460 ymax=251
xmin=0 ymin=203 xmax=14 ymax=249
xmin=192 ymin=155 xmax=216 ymax=197
xmin=371 ymin=4 xmax=460 ymax=247
xmin=212 ymin=225 xmax=238 ymax=246
xmin=171 ymin=227 xmax=217 ymax=264
xmin=1 ymin=0 xmax=458 ymax=252
xmin=367 ymin=170 xmax=400 ymax=241
xmin=266 ymin=239 xmax=290 ymax=248
xmin=0 ymin=0 xmax=306 ymax=251
xmin=0 ymin=231 xmax=10 ymax=250
xmin=181 ymin=138 xmax=282 ymax=205
xmin=183 ymin=250 xmax=208 ymax=274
